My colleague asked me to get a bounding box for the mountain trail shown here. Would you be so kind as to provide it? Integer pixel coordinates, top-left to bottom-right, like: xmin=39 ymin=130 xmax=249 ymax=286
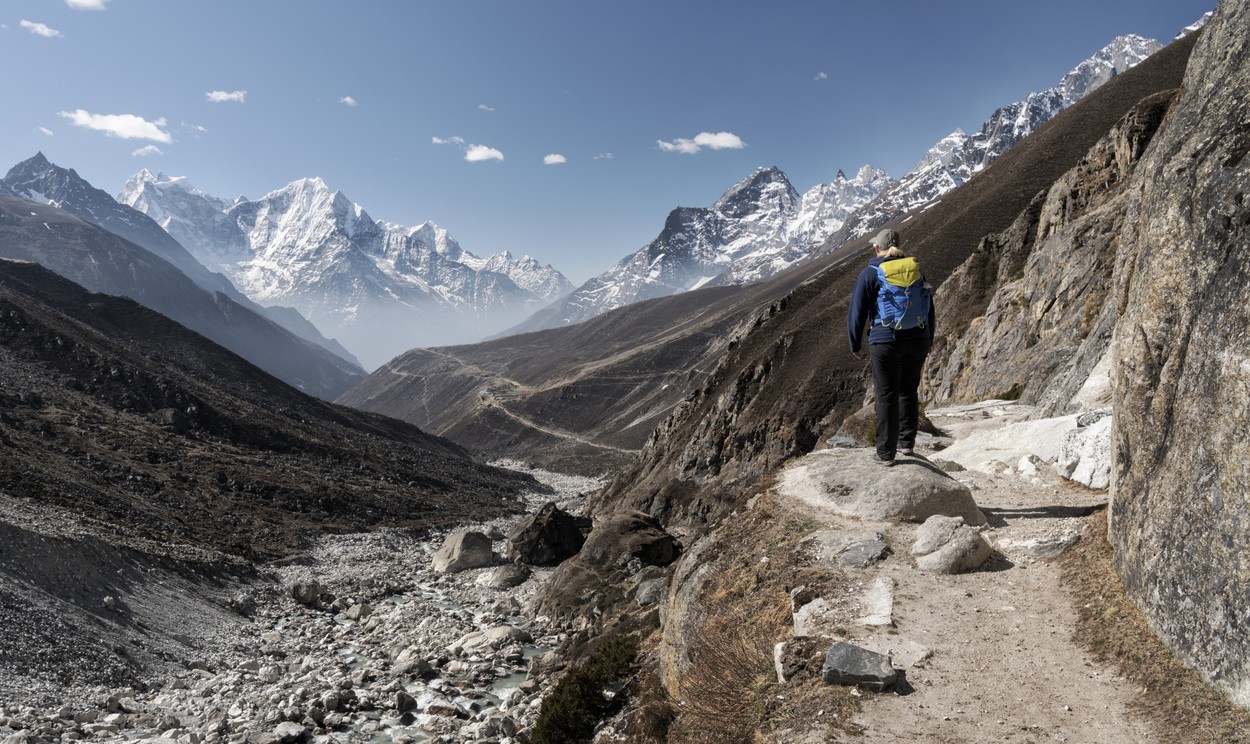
xmin=772 ymin=407 xmax=1159 ymax=743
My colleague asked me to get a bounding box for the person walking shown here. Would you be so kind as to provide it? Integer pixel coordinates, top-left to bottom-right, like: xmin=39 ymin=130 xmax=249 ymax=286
xmin=847 ymin=228 xmax=936 ymax=466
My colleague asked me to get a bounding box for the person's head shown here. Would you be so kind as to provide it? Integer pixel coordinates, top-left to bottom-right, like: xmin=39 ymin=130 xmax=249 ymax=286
xmin=869 ymin=228 xmax=905 ymax=258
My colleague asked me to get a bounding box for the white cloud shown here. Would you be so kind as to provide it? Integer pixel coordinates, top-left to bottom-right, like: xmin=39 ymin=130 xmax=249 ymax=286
xmin=465 ymin=145 xmax=504 ymax=163
xmin=206 ymin=90 xmax=246 ymax=103
xmin=339 ymin=96 xmax=358 ymax=107
xmin=478 ymin=104 xmax=495 ymax=112
xmin=66 ymin=0 xmax=108 ymax=9
xmin=432 ymin=135 xmax=465 ymax=146
xmin=815 ymin=71 xmax=828 ymax=81
xmin=21 ymin=20 xmax=62 ymax=38
xmin=182 ymin=122 xmax=208 ymax=136
xmin=35 ymin=127 xmax=54 ymax=136
xmin=594 ymin=152 xmax=614 ymax=160
xmin=58 ymin=109 xmax=172 ymax=143
xmin=543 ymin=153 xmax=567 ymax=165
xmin=132 ymin=145 xmax=163 ymax=157
xmin=657 ymin=130 xmax=746 ymax=154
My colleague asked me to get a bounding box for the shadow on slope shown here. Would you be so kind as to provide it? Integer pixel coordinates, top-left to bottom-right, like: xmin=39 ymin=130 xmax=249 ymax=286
xmin=0 ymin=194 xmax=363 ymax=399
xmin=0 ymin=258 xmax=539 ymax=560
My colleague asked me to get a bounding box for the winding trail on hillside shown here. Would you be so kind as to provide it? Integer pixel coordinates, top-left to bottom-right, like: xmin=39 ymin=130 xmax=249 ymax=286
xmin=773 ymin=403 xmax=1160 ymax=743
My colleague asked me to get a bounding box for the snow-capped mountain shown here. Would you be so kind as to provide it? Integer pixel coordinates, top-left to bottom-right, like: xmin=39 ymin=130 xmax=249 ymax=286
xmin=515 ymin=165 xmax=890 ymax=332
xmin=120 ymin=172 xmax=573 ymax=369
xmin=514 ymin=32 xmax=1170 ymax=335
xmin=3 ymin=154 xmax=359 ymax=367
xmin=827 ymin=34 xmax=1164 ymax=245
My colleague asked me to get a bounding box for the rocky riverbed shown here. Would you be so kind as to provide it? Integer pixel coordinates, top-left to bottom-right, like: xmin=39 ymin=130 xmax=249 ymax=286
xmin=0 ymin=462 xmax=602 ymax=744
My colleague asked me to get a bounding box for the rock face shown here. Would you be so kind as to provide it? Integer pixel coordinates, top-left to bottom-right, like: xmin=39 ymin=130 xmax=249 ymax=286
xmin=923 ymin=87 xmax=1180 ymax=415
xmin=1108 ymin=0 xmax=1250 ymax=707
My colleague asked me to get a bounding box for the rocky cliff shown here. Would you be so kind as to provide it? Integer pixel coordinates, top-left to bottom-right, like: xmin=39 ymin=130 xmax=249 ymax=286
xmin=1108 ymin=0 xmax=1250 ymax=707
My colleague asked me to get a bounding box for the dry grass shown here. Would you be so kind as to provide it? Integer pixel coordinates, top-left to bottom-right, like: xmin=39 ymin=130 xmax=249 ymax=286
xmin=660 ymin=492 xmax=861 ymax=743
xmin=1060 ymin=509 xmax=1250 ymax=743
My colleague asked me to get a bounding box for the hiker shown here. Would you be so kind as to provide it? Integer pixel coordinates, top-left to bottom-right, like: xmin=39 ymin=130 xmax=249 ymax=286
xmin=847 ymin=228 xmax=936 ymax=466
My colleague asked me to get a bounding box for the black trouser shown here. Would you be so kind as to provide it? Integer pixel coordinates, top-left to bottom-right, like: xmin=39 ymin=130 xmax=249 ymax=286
xmin=869 ymin=334 xmax=930 ymax=459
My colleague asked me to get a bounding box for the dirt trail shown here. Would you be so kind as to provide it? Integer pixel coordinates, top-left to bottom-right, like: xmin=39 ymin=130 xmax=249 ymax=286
xmin=772 ymin=409 xmax=1160 ymax=742
xmin=847 ymin=468 xmax=1156 ymax=743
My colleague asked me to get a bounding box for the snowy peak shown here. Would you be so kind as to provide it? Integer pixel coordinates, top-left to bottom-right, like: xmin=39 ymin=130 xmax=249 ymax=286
xmin=712 ymin=166 xmax=800 ymax=219
xmin=123 ymin=170 xmax=573 ymax=368
xmin=829 ymin=32 xmax=1164 ymax=245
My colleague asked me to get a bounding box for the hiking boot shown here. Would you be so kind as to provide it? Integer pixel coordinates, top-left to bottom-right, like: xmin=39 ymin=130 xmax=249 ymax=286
xmin=900 ymin=446 xmax=916 ymax=456
xmin=873 ymin=453 xmax=896 ymax=467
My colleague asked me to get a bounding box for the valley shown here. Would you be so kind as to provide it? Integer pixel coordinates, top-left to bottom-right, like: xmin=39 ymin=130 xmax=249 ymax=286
xmin=2 ymin=2 xmax=1248 ymax=743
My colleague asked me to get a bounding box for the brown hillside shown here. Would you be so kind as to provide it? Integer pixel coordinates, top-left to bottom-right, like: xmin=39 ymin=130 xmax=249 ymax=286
xmin=0 ymin=259 xmax=537 ymax=561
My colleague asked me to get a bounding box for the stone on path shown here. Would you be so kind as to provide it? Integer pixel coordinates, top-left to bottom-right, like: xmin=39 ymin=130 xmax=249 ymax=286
xmin=432 ymin=531 xmax=495 ymax=574
xmin=821 ymin=642 xmax=898 ymax=691
xmin=779 ymin=448 xmax=986 ymax=526
xmin=856 ymin=577 xmax=895 ymax=626
xmin=804 ymin=529 xmax=891 ymax=569
xmin=1057 ymin=413 xmax=1111 ymax=489
xmin=911 ymin=515 xmax=992 ymax=574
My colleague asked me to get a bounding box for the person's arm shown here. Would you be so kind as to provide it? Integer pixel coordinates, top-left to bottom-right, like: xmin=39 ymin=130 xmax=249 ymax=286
xmin=847 ymin=268 xmax=873 ymax=355
xmin=926 ymin=277 xmax=937 ymax=347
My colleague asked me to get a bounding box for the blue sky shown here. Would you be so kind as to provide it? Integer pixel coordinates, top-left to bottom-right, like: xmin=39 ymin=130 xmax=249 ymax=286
xmin=0 ymin=0 xmax=1216 ymax=284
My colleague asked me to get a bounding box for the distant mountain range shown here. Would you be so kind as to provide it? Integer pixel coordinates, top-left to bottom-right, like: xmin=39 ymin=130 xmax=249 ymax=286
xmin=513 ymin=33 xmax=1164 ymax=335
xmin=0 ymin=156 xmax=367 ymax=400
xmin=119 ymin=172 xmax=573 ymax=369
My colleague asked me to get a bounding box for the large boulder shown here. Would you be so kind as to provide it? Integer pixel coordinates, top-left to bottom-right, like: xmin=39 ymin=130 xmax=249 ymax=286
xmin=431 ymin=531 xmax=495 ymax=574
xmin=778 ymin=448 xmax=986 ymax=526
xmin=507 ymin=501 xmax=591 ymax=566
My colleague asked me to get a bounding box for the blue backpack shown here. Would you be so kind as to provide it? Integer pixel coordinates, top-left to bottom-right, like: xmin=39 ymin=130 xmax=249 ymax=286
xmin=874 ymin=257 xmax=931 ymax=331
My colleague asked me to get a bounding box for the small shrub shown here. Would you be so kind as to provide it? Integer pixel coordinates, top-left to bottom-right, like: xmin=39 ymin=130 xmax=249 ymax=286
xmin=530 ymin=633 xmax=641 ymax=744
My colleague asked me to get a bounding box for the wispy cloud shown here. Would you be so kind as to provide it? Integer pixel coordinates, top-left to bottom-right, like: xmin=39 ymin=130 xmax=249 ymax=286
xmin=814 ymin=71 xmax=828 ymax=81
xmin=206 ymin=90 xmax=246 ymax=103
xmin=543 ymin=153 xmax=567 ymax=165
xmin=132 ymin=145 xmax=163 ymax=157
xmin=657 ymin=131 xmax=746 ymax=154
xmin=432 ymin=135 xmax=465 ymax=146
xmin=21 ymin=20 xmax=62 ymax=38
xmin=594 ymin=152 xmax=614 ymax=160
xmin=478 ymin=104 xmax=495 ymax=112
xmin=339 ymin=96 xmax=358 ymax=107
xmin=35 ymin=127 xmax=54 ymax=136
xmin=58 ymin=109 xmax=172 ymax=143
xmin=465 ymin=144 xmax=504 ymax=163
xmin=182 ymin=122 xmax=208 ymax=136
xmin=66 ymin=0 xmax=108 ymax=9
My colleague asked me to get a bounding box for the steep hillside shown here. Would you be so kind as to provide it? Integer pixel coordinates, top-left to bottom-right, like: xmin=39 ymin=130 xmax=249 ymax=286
xmin=0 ymin=258 xmax=536 ymax=560
xmin=339 ymin=266 xmax=829 ymax=475
xmin=0 ymin=194 xmax=363 ymax=399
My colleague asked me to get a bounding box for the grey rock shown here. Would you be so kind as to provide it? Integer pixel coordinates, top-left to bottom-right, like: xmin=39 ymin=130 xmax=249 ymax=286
xmin=343 ymin=603 xmax=372 ymax=621
xmin=480 ymin=563 xmax=531 ymax=590
xmin=779 ymin=448 xmax=986 ymax=525
xmin=431 ymin=531 xmax=495 ymax=574
xmin=289 ymin=581 xmax=322 ymax=607
xmin=1057 ymin=415 xmax=1111 ymax=489
xmin=821 ymin=642 xmax=897 ymax=691
xmin=837 ymin=539 xmax=891 ymax=568
xmin=272 ymin=721 xmax=306 ymax=742
xmin=634 ymin=578 xmax=666 ymax=606
xmin=912 ymin=515 xmax=992 ymax=574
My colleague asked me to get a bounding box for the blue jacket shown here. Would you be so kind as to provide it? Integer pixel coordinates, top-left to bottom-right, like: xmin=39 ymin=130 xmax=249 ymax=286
xmin=847 ymin=256 xmax=936 ymax=354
